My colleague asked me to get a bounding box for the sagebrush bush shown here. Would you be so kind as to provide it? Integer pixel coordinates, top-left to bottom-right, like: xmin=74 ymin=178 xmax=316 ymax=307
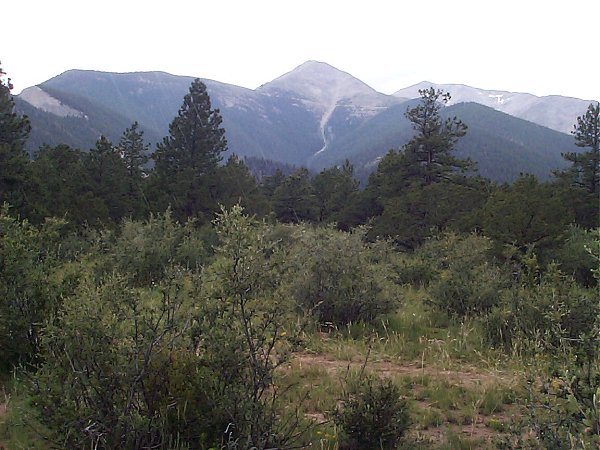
xmin=0 ymin=207 xmax=68 ymax=370
xmin=484 ymin=265 xmax=599 ymax=362
xmin=103 ymin=210 xmax=209 ymax=285
xmin=335 ymin=375 xmax=410 ymax=450
xmin=31 ymin=270 xmax=223 ymax=449
xmin=286 ymin=226 xmax=398 ymax=326
xmin=425 ymin=233 xmax=508 ymax=317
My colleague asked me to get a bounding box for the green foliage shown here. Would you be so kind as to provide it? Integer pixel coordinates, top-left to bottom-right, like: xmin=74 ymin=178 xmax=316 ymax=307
xmin=0 ymin=63 xmax=31 ymax=210
xmin=369 ymin=178 xmax=489 ymax=249
xmin=402 ymin=87 xmax=471 ymax=186
xmin=194 ymin=206 xmax=308 ymax=449
xmin=116 ymin=121 xmax=149 ymax=218
xmin=151 ymin=78 xmax=227 ymax=221
xmin=84 ymin=135 xmax=131 ymax=222
xmin=213 ymin=154 xmax=270 ymax=217
xmin=426 ymin=233 xmax=508 ymax=317
xmin=365 ymin=90 xmax=485 ymax=248
xmin=287 ymin=226 xmax=398 ymax=326
xmin=31 ymin=270 xmax=223 ymax=449
xmin=553 ymin=226 xmax=598 ymax=287
xmin=561 ymin=102 xmax=600 ymax=195
xmin=100 ymin=210 xmax=208 ymax=286
xmin=485 ymin=264 xmax=599 ymax=365
xmin=522 ymin=367 xmax=600 ymax=449
xmin=28 ymin=144 xmax=109 ymax=225
xmin=312 ymin=160 xmax=360 ymax=227
xmin=482 ymin=174 xmax=573 ymax=258
xmin=335 ymin=375 xmax=410 ymax=450
xmin=0 ymin=206 xmax=68 ymax=370
xmin=272 ymin=167 xmax=319 ymax=223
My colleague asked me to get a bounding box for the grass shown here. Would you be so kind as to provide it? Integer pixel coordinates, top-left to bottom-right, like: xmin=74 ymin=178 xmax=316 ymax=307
xmin=1 ymin=284 xmax=575 ymax=449
xmin=291 ymin=286 xmax=534 ymax=448
xmin=0 ymin=375 xmax=52 ymax=450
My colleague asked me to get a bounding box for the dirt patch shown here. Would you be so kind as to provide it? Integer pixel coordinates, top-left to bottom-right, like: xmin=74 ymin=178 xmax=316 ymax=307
xmin=293 ymin=352 xmax=511 ymax=389
xmin=0 ymin=390 xmax=7 ymax=421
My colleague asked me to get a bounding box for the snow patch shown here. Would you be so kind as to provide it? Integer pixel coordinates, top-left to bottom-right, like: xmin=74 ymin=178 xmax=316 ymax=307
xmin=19 ymin=86 xmax=84 ymax=118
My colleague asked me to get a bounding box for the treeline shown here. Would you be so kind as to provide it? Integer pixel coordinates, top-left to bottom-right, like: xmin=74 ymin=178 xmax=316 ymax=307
xmin=2 ymin=76 xmax=598 ymax=260
xmin=1 ymin=64 xmax=599 ymax=448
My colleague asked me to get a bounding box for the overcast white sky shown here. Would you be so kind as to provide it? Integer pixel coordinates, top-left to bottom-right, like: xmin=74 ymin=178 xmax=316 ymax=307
xmin=3 ymin=0 xmax=599 ymax=100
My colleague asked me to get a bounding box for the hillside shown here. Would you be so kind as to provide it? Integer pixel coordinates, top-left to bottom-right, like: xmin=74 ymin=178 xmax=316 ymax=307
xmin=15 ymin=62 xmax=585 ymax=182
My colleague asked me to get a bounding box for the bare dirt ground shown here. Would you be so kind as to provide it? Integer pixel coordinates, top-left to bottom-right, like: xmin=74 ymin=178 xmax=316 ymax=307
xmin=293 ymin=352 xmax=512 ymax=389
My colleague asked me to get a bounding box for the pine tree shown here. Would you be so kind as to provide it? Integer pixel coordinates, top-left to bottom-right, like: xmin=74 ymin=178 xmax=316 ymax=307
xmin=117 ymin=122 xmax=149 ymax=217
xmin=118 ymin=121 xmax=149 ymax=180
xmin=272 ymin=168 xmax=318 ymax=223
xmin=365 ymin=88 xmax=480 ymax=248
xmin=555 ymin=102 xmax=600 ymax=228
xmin=561 ymin=102 xmax=600 ymax=194
xmin=152 ymin=79 xmax=227 ymax=220
xmin=84 ymin=136 xmax=129 ymax=222
xmin=402 ymin=87 xmax=471 ymax=185
xmin=312 ymin=160 xmax=359 ymax=225
xmin=0 ymin=63 xmax=31 ymax=206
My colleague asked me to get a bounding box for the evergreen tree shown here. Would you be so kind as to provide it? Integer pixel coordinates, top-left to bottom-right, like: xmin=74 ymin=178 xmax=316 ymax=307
xmin=117 ymin=122 xmax=149 ymax=217
xmin=365 ymin=88 xmax=477 ymax=247
xmin=0 ymin=63 xmax=31 ymax=207
xmin=272 ymin=168 xmax=318 ymax=223
xmin=29 ymin=144 xmax=107 ymax=225
xmin=312 ymin=160 xmax=359 ymax=226
xmin=260 ymin=168 xmax=287 ymax=199
xmin=402 ymin=87 xmax=471 ymax=186
xmin=213 ymin=154 xmax=269 ymax=217
xmin=561 ymin=102 xmax=600 ymax=195
xmin=555 ymin=102 xmax=600 ymax=228
xmin=152 ymin=79 xmax=227 ymax=221
xmin=84 ymin=136 xmax=129 ymax=222
xmin=482 ymin=174 xmax=573 ymax=257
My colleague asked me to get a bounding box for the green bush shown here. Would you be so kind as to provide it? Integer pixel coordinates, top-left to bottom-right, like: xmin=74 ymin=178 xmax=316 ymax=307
xmin=0 ymin=206 xmax=69 ymax=370
xmin=286 ymin=226 xmax=398 ymax=326
xmin=553 ymin=226 xmax=599 ymax=287
xmin=31 ymin=270 xmax=227 ymax=449
xmin=484 ymin=265 xmax=599 ymax=363
xmin=193 ymin=206 xmax=309 ymax=449
xmin=335 ymin=375 xmax=410 ymax=449
xmin=101 ymin=210 xmax=209 ymax=286
xmin=425 ymin=233 xmax=508 ymax=317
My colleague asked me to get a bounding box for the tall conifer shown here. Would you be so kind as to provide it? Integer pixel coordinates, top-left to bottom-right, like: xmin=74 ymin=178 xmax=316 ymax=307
xmin=152 ymin=79 xmax=227 ymax=219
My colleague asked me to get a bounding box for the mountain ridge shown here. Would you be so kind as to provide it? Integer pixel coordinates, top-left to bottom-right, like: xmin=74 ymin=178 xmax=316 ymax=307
xmin=14 ymin=61 xmax=587 ymax=183
xmin=394 ymin=81 xmax=594 ymax=133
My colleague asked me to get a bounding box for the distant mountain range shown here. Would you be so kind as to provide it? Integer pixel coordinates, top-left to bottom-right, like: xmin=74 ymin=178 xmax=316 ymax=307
xmin=15 ymin=61 xmax=593 ymax=183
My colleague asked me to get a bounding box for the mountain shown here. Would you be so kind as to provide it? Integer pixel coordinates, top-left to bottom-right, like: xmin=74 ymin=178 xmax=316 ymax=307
xmin=394 ymin=82 xmax=593 ymax=134
xmin=15 ymin=61 xmax=584 ymax=183
xmin=309 ymin=100 xmax=577 ymax=183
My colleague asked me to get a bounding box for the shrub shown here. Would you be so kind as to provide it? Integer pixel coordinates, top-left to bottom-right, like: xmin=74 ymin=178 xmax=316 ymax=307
xmin=335 ymin=375 xmax=410 ymax=450
xmin=103 ymin=210 xmax=209 ymax=285
xmin=194 ymin=206 xmax=309 ymax=449
xmin=425 ymin=233 xmax=508 ymax=317
xmin=31 ymin=270 xmax=226 ymax=449
xmin=0 ymin=206 xmax=68 ymax=370
xmin=286 ymin=226 xmax=398 ymax=326
xmin=484 ymin=264 xmax=599 ymax=365
xmin=553 ymin=225 xmax=598 ymax=287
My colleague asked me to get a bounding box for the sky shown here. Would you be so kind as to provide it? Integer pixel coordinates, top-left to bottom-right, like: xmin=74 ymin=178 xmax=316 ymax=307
xmin=3 ymin=0 xmax=599 ymax=100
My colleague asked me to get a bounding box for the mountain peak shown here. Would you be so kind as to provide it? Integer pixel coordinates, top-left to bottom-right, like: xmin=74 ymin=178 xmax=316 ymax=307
xmin=259 ymin=60 xmax=378 ymax=103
